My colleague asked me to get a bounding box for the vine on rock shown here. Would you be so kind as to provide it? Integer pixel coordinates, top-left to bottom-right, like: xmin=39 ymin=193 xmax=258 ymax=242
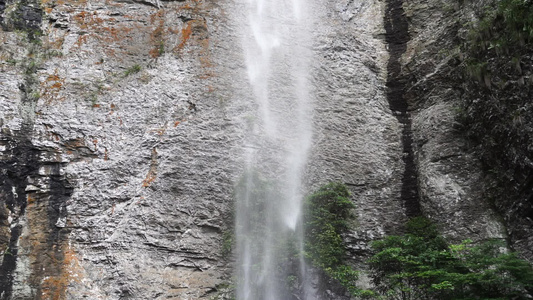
xmin=303 ymin=183 xmax=373 ymax=298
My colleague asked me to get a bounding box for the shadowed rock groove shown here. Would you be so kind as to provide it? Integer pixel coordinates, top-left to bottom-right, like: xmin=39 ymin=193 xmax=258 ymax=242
xmin=384 ymin=0 xmax=421 ymax=217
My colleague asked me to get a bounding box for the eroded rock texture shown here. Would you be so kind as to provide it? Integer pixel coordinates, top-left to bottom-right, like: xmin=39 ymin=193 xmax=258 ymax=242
xmin=308 ymin=0 xmax=406 ymax=260
xmin=400 ymin=0 xmax=508 ymax=244
xmin=1 ymin=0 xmax=236 ymax=298
xmin=0 ymin=0 xmax=530 ymax=298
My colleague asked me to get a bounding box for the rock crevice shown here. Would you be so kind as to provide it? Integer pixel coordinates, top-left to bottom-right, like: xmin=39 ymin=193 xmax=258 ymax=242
xmin=384 ymin=0 xmax=421 ymax=218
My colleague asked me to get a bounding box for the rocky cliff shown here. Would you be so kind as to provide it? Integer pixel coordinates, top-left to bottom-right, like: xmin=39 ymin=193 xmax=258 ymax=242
xmin=401 ymin=0 xmax=533 ymax=261
xmin=1 ymin=0 xmax=239 ymax=298
xmin=0 ymin=0 xmax=531 ymax=299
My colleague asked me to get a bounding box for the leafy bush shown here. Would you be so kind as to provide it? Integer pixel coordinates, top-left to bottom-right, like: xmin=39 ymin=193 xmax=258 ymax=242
xmin=304 ymin=183 xmax=353 ymax=267
xmin=303 ymin=183 xmax=367 ymax=296
xmin=369 ymin=217 xmax=533 ymax=300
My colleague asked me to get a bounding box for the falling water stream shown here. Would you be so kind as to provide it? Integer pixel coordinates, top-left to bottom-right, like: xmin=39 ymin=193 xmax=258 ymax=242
xmin=235 ymin=0 xmax=314 ymax=299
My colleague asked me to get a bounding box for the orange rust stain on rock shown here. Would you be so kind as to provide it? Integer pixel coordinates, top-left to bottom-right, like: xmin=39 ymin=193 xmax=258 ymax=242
xmin=73 ymin=11 xmax=105 ymax=30
xmin=142 ymin=148 xmax=158 ymax=187
xmin=42 ymin=0 xmax=86 ymax=7
xmin=177 ymin=22 xmax=193 ymax=51
xmin=23 ymin=190 xmax=82 ymax=300
xmin=40 ymin=246 xmax=83 ymax=300
xmin=198 ymin=72 xmax=214 ymax=80
xmin=142 ymin=172 xmax=156 ymax=187
xmin=27 ymin=194 xmax=35 ymax=205
xmin=69 ymin=9 xmax=135 ymax=54
xmin=40 ymin=71 xmax=66 ymax=104
xmin=149 ymin=10 xmax=166 ymax=58
xmin=104 ymin=0 xmax=123 ymax=7
xmin=43 ymin=31 xmax=66 ymax=50
xmin=176 ymin=19 xmax=209 ymax=53
xmin=64 ymin=137 xmax=86 ymax=149
xmin=173 ymin=16 xmax=213 ymax=78
xmin=149 ymin=127 xmax=166 ymax=136
xmin=48 ymin=132 xmax=61 ymax=142
xmin=74 ymin=34 xmax=89 ymax=48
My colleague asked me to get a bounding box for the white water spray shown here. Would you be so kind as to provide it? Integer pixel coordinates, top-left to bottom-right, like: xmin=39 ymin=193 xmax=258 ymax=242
xmin=236 ymin=0 xmax=314 ymax=299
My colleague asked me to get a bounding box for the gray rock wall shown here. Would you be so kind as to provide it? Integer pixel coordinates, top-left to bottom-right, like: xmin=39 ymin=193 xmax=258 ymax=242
xmin=401 ymin=0 xmax=507 ymax=243
xmin=307 ymin=0 xmax=407 ymax=260
xmin=0 ymin=0 xmax=526 ymax=298
xmin=1 ymin=0 xmax=238 ymax=298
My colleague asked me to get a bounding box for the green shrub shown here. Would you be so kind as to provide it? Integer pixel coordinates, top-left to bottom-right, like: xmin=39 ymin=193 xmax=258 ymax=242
xmin=221 ymin=230 xmax=233 ymax=258
xmin=303 ymin=183 xmax=368 ymax=296
xmin=304 ymin=183 xmax=353 ymax=268
xmin=369 ymin=217 xmax=533 ymax=299
xmin=458 ymin=0 xmax=533 ymax=222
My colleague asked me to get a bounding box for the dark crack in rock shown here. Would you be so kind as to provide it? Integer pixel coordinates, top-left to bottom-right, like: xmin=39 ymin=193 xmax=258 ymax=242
xmin=384 ymin=0 xmax=421 ymax=218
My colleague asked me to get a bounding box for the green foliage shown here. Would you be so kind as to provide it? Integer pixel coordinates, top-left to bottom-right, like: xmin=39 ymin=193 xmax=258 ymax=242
xmin=303 ymin=183 xmax=367 ymax=295
xmin=304 ymin=182 xmax=353 ymax=269
xmin=44 ymin=49 xmax=63 ymax=59
xmin=209 ymin=282 xmax=236 ymax=300
xmin=499 ymin=0 xmax=533 ymax=44
xmin=457 ymin=0 xmax=533 ymax=217
xmin=123 ymin=64 xmax=142 ymax=77
xmin=24 ymin=59 xmax=38 ymax=75
xmin=466 ymin=0 xmax=533 ymax=56
xmin=464 ymin=60 xmax=488 ymax=84
xmin=369 ymin=217 xmax=533 ymax=300
xmin=5 ymin=58 xmax=17 ymax=66
xmin=30 ymin=91 xmax=40 ymax=100
xmin=158 ymin=40 xmax=165 ymax=56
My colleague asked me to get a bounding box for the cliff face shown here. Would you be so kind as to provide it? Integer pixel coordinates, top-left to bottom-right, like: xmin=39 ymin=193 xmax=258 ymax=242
xmin=400 ymin=0 xmax=533 ymax=261
xmin=0 ymin=0 xmax=530 ymax=299
xmin=398 ymin=0 xmax=508 ymax=243
xmin=1 ymin=0 xmax=238 ymax=298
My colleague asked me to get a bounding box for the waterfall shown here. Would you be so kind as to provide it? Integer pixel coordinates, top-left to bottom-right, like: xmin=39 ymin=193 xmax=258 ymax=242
xmin=235 ymin=0 xmax=314 ymax=299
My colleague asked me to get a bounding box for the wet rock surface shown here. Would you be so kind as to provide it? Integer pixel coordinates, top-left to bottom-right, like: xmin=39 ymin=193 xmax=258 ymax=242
xmin=0 ymin=0 xmax=529 ymax=298
xmin=307 ymin=0 xmax=408 ymax=288
xmin=383 ymin=0 xmax=421 ymax=218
